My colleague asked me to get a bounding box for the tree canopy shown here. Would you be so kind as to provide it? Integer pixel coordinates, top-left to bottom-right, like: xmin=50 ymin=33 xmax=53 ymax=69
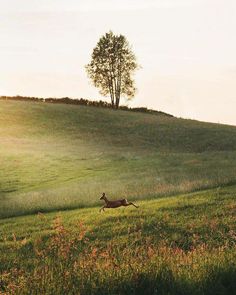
xmin=86 ymin=31 xmax=139 ymax=108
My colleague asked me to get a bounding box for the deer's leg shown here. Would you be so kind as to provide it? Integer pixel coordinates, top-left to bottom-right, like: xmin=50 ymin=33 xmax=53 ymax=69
xmin=127 ymin=202 xmax=139 ymax=208
xmin=122 ymin=199 xmax=138 ymax=208
xmin=123 ymin=202 xmax=139 ymax=208
xmin=99 ymin=206 xmax=106 ymax=212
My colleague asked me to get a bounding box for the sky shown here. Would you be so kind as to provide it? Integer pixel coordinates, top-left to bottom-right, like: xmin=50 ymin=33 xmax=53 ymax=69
xmin=1 ymin=0 xmax=236 ymax=125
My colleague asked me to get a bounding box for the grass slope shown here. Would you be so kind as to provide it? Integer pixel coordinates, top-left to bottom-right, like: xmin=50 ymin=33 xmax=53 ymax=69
xmin=1 ymin=99 xmax=236 ymax=218
xmin=1 ymin=100 xmax=236 ymax=294
xmin=0 ymin=185 xmax=236 ymax=294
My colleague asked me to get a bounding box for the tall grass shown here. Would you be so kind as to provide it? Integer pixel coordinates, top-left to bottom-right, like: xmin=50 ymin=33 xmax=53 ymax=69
xmin=1 ymin=217 xmax=236 ymax=295
xmin=1 ymin=186 xmax=236 ymax=294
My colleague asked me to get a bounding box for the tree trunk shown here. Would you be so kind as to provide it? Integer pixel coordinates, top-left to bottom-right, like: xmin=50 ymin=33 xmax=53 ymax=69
xmin=115 ymin=62 xmax=121 ymax=109
xmin=108 ymin=74 xmax=115 ymax=108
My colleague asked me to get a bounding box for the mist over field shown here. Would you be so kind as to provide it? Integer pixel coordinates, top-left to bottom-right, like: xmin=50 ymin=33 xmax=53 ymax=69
xmin=1 ymin=99 xmax=236 ymax=218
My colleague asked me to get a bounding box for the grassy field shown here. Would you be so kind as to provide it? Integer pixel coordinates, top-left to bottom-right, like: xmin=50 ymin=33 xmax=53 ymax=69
xmin=1 ymin=99 xmax=236 ymax=218
xmin=0 ymin=99 xmax=236 ymax=294
xmin=0 ymin=185 xmax=236 ymax=294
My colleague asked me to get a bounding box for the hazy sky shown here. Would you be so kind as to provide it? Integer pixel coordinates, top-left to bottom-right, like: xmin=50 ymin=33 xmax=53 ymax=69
xmin=1 ymin=0 xmax=236 ymax=125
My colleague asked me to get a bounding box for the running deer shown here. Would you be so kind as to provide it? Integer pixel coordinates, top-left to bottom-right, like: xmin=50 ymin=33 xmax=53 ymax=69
xmin=99 ymin=193 xmax=139 ymax=212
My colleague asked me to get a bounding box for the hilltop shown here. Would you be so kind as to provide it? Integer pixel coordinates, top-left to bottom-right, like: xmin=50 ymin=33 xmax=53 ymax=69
xmin=0 ymin=95 xmax=174 ymax=117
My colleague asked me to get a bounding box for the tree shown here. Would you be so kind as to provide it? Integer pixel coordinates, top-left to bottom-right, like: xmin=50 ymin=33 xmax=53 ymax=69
xmin=86 ymin=31 xmax=139 ymax=109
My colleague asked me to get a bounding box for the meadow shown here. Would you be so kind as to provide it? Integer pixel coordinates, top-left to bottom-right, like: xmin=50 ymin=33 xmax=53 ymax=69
xmin=0 ymin=99 xmax=236 ymax=294
xmin=1 ymin=99 xmax=236 ymax=218
xmin=0 ymin=186 xmax=236 ymax=294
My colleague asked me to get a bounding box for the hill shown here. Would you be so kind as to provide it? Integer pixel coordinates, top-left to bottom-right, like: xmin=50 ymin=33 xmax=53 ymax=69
xmin=1 ymin=99 xmax=236 ymax=294
xmin=1 ymin=99 xmax=236 ymax=218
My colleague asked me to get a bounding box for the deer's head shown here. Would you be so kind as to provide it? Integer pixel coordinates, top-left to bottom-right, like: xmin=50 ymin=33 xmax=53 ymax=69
xmin=100 ymin=192 xmax=106 ymax=200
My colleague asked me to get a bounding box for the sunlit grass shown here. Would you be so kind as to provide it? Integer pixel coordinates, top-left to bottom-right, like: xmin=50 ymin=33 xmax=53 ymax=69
xmin=1 ymin=100 xmax=236 ymax=294
xmin=0 ymin=185 xmax=236 ymax=294
xmin=1 ymin=100 xmax=236 ymax=218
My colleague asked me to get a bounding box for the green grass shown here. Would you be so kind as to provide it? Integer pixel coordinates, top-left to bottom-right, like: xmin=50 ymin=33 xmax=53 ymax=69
xmin=1 ymin=99 xmax=236 ymax=294
xmin=1 ymin=100 xmax=236 ymax=218
xmin=0 ymin=185 xmax=235 ymax=294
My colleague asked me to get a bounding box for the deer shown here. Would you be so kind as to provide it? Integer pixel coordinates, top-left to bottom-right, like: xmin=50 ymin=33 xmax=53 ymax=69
xmin=99 ymin=193 xmax=139 ymax=212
